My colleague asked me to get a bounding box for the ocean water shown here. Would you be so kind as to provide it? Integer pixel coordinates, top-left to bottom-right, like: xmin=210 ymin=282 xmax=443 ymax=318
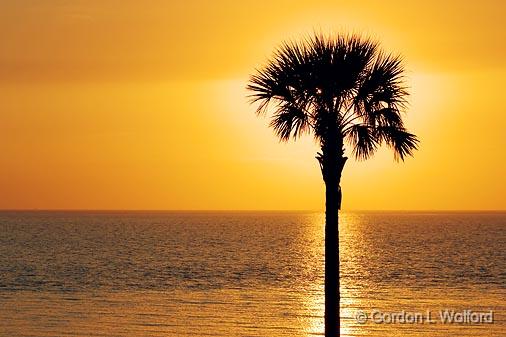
xmin=0 ymin=211 xmax=504 ymax=336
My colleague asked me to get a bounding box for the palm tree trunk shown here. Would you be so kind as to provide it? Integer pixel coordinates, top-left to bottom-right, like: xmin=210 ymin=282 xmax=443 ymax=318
xmin=325 ymin=176 xmax=340 ymax=337
xmin=322 ymin=153 xmax=346 ymax=337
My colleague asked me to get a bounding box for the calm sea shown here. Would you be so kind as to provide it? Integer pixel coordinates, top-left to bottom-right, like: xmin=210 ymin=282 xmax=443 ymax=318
xmin=0 ymin=211 xmax=504 ymax=336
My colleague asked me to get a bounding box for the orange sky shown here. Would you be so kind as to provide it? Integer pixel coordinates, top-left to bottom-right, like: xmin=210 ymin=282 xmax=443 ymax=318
xmin=1 ymin=1 xmax=505 ymax=210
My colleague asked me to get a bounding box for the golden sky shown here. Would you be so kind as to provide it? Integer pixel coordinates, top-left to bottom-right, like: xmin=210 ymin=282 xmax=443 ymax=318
xmin=1 ymin=0 xmax=505 ymax=210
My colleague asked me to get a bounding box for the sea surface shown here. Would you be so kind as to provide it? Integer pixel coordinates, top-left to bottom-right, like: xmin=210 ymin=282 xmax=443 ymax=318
xmin=0 ymin=211 xmax=504 ymax=336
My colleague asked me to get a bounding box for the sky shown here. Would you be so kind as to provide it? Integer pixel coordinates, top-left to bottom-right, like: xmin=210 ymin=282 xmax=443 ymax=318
xmin=0 ymin=0 xmax=505 ymax=210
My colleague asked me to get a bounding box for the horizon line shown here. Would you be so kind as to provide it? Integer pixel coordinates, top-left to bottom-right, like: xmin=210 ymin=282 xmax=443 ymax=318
xmin=0 ymin=209 xmax=505 ymax=212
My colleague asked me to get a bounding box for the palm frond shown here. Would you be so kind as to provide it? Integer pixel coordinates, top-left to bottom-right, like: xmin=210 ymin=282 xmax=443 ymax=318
xmin=269 ymin=104 xmax=310 ymax=141
xmin=345 ymin=124 xmax=379 ymax=160
xmin=351 ymin=53 xmax=408 ymax=126
xmin=375 ymin=126 xmax=419 ymax=161
xmin=367 ymin=107 xmax=403 ymax=128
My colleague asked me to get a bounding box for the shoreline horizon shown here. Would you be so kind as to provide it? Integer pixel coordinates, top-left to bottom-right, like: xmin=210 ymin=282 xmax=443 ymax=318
xmin=0 ymin=209 xmax=505 ymax=213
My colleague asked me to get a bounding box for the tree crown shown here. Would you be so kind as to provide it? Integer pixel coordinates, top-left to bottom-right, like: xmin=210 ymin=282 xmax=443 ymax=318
xmin=247 ymin=33 xmax=419 ymax=161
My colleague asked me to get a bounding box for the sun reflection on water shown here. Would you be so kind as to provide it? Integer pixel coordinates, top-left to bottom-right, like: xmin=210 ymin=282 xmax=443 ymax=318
xmin=301 ymin=212 xmax=366 ymax=337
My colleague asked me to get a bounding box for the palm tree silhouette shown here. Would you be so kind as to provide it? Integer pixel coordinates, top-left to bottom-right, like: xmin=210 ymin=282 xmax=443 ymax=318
xmin=247 ymin=33 xmax=418 ymax=337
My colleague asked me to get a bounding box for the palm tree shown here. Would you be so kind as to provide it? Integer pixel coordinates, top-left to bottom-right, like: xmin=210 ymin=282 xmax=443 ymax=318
xmin=247 ymin=33 xmax=419 ymax=337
